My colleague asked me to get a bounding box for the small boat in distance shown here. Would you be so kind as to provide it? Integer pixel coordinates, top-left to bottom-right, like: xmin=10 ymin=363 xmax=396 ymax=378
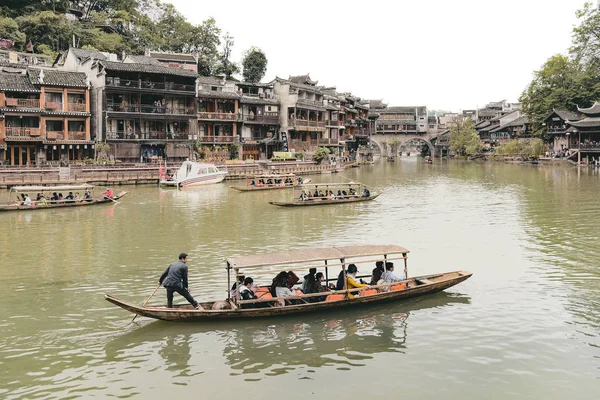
xmin=230 ymin=173 xmax=310 ymax=191
xmin=0 ymin=184 xmax=127 ymax=212
xmin=105 ymin=244 xmax=472 ymax=322
xmin=160 ymin=161 xmax=228 ymax=188
xmin=269 ymin=182 xmax=379 ymax=207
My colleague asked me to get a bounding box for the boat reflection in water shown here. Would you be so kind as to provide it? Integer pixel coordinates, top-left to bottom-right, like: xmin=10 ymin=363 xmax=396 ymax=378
xmin=105 ymin=292 xmax=470 ymax=379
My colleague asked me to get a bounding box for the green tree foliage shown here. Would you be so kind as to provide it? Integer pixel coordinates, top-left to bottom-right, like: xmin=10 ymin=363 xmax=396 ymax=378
xmin=495 ymin=138 xmax=546 ymax=159
xmin=16 ymin=11 xmax=78 ymax=55
xmin=449 ymin=118 xmax=483 ymax=156
xmin=189 ymin=18 xmax=221 ymax=76
xmin=521 ymin=3 xmax=600 ymax=136
xmin=215 ymin=32 xmax=240 ymax=79
xmin=242 ymin=47 xmax=267 ymax=83
xmin=312 ymin=147 xmax=330 ymax=164
xmin=0 ymin=16 xmax=26 ymax=47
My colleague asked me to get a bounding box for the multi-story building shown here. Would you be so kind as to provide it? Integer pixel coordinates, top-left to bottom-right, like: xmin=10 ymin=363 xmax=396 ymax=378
xmin=196 ymin=76 xmax=240 ymax=152
xmin=0 ymin=68 xmax=92 ymax=165
xmin=273 ymin=75 xmax=327 ymax=153
xmin=236 ymin=82 xmax=280 ymax=160
xmin=370 ymin=103 xmax=429 ymax=135
xmin=146 ymin=51 xmax=198 ymax=73
xmin=59 ymin=47 xmax=199 ymax=163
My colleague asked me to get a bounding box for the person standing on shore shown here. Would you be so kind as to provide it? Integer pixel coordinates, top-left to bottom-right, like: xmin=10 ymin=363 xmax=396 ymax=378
xmin=159 ymin=253 xmax=202 ymax=310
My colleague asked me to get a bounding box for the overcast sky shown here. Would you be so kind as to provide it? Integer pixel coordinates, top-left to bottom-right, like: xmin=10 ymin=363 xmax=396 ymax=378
xmin=168 ymin=0 xmax=587 ymax=112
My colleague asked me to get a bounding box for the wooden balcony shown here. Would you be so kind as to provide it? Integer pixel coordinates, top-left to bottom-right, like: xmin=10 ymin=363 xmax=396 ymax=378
xmin=107 ymin=104 xmax=194 ymax=115
xmin=318 ymin=138 xmax=339 ymax=145
xmin=292 ymin=119 xmax=326 ymax=128
xmin=106 ymin=130 xmax=191 ymax=140
xmin=106 ymin=78 xmax=195 ymax=93
xmin=5 ymin=127 xmax=42 ymax=137
xmin=198 ymin=112 xmax=238 ymax=121
xmin=297 ymin=98 xmax=323 ymax=106
xmin=5 ymin=98 xmax=40 ymax=109
xmin=44 ymin=101 xmax=62 ymax=111
xmin=46 ymin=131 xmax=63 ymax=140
xmin=327 ymin=120 xmax=344 ymax=127
xmin=199 ymin=135 xmax=239 ymax=143
xmin=68 ymin=131 xmax=87 ymax=140
xmin=67 ymin=103 xmax=87 ymax=112
xmin=243 ymin=115 xmax=279 ymax=124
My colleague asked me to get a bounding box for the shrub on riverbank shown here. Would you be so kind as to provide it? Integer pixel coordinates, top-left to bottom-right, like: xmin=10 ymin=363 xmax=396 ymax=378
xmin=495 ymin=138 xmax=546 ymax=159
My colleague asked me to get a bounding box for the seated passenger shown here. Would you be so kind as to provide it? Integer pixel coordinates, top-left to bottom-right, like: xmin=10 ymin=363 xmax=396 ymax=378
xmin=101 ymin=188 xmax=114 ymax=199
xmin=380 ymin=262 xmax=405 ymax=284
xmin=308 ymin=272 xmax=328 ymax=302
xmin=65 ymin=192 xmax=75 ymax=201
xmin=58 ymin=193 xmax=64 ymax=200
xmin=362 ymin=187 xmax=371 ymax=197
xmin=335 ymin=269 xmax=345 ymax=290
xmin=83 ymin=190 xmax=93 ymax=201
xmin=299 ymin=191 xmax=308 ymax=201
xmin=74 ymin=192 xmax=80 ymax=201
xmin=22 ymin=194 xmax=32 ymax=206
xmin=297 ymin=176 xmax=303 ymax=184
xmin=302 ymin=268 xmax=317 ymax=293
xmin=250 ymin=180 xmax=256 ymax=186
xmin=313 ymin=189 xmax=319 ymax=198
xmin=346 ymin=264 xmax=368 ymax=298
xmin=51 ymin=192 xmax=58 ymax=201
xmin=369 ymin=261 xmax=385 ymax=285
xmin=328 ymin=190 xmax=336 ymax=200
xmin=37 ymin=195 xmax=47 ymax=206
xmin=337 ymin=190 xmax=343 ymax=197
xmin=230 ymin=275 xmax=245 ymax=298
xmin=266 ymin=178 xmax=273 ymax=185
xmin=349 ymin=187 xmax=357 ymax=197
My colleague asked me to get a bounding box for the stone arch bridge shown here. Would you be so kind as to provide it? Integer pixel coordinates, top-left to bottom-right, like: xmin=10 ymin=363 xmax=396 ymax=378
xmin=369 ymin=133 xmax=440 ymax=157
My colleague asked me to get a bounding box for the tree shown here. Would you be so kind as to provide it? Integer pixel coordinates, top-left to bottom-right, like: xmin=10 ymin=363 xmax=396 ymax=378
xmin=449 ymin=118 xmax=482 ymax=156
xmin=312 ymin=147 xmax=330 ymax=164
xmin=570 ymin=2 xmax=600 ymax=69
xmin=215 ymin=32 xmax=239 ymax=79
xmin=0 ymin=16 xmax=26 ymax=47
xmin=188 ymin=18 xmax=221 ymax=76
xmin=16 ymin=11 xmax=78 ymax=54
xmin=242 ymin=47 xmax=267 ymax=83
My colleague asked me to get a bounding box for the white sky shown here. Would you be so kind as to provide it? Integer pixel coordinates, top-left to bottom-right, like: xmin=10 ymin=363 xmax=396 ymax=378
xmin=168 ymin=0 xmax=587 ymax=112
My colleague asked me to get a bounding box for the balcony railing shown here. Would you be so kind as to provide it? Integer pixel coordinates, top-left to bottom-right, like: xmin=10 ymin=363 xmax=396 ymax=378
xmin=547 ymin=126 xmax=567 ymax=133
xmin=297 ymin=98 xmax=323 ymax=106
xmin=44 ymin=101 xmax=62 ymax=111
xmin=318 ymin=138 xmax=339 ymax=145
xmin=106 ymin=78 xmax=195 ymax=92
xmin=243 ymin=115 xmax=279 ymax=124
xmin=46 ymin=131 xmax=63 ymax=140
xmin=68 ymin=131 xmax=87 ymax=140
xmin=107 ymin=104 xmax=194 ymax=115
xmin=326 ymin=120 xmax=345 ymax=127
xmin=293 ymin=119 xmax=326 ymax=128
xmin=67 ymin=102 xmax=87 ymax=112
xmin=43 ymin=102 xmax=88 ymax=112
xmin=5 ymin=127 xmax=42 ymax=137
xmin=198 ymin=112 xmax=238 ymax=121
xmin=199 ymin=135 xmax=239 ymax=143
xmin=5 ymin=98 xmax=40 ymax=109
xmin=106 ymin=130 xmax=192 ymax=140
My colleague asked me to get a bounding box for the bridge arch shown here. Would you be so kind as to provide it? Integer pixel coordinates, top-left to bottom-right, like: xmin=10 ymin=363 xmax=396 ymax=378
xmin=370 ymin=134 xmax=437 ymax=157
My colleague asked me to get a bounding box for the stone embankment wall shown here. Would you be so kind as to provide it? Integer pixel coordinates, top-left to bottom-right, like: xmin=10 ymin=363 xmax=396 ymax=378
xmin=0 ymin=161 xmax=348 ymax=189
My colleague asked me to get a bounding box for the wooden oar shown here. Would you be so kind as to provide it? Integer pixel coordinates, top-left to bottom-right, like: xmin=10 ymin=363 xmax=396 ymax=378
xmin=131 ymin=283 xmax=161 ymax=322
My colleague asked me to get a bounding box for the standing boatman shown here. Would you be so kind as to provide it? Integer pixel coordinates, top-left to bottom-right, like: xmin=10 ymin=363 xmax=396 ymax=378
xmin=159 ymin=253 xmax=203 ymax=310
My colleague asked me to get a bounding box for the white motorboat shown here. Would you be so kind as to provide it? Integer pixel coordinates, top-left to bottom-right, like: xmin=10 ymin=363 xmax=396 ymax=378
xmin=160 ymin=161 xmax=228 ymax=188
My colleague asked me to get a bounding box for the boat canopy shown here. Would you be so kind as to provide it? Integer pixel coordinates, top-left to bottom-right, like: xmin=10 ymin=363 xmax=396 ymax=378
xmin=226 ymin=245 xmax=409 ymax=269
xmin=10 ymin=184 xmax=95 ymax=192
xmin=250 ymin=173 xmax=297 ymax=179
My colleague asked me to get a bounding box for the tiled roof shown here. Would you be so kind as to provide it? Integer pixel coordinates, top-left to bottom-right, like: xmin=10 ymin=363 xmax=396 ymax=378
xmin=577 ymin=101 xmax=600 ymax=116
xmin=197 ymin=76 xmax=225 ymax=85
xmin=368 ymin=99 xmax=387 ymax=109
xmin=380 ymin=106 xmax=420 ymax=114
xmin=197 ymin=90 xmax=240 ymax=99
xmin=98 ymin=60 xmax=198 ymax=78
xmin=239 ymin=96 xmax=278 ymax=105
xmin=0 ymin=72 xmax=40 ymax=92
xmin=125 ymin=55 xmax=162 ymax=65
xmin=71 ymin=48 xmax=108 ymax=62
xmin=549 ymin=109 xmax=583 ymax=122
xmin=568 ymin=117 xmax=600 ymax=128
xmin=289 ymin=74 xmax=318 ymax=85
xmin=377 ymin=119 xmax=416 ymax=125
xmin=149 ymin=52 xmax=197 ymax=62
xmin=325 ymin=104 xmax=339 ymax=111
xmin=28 ymin=69 xmax=88 ymax=87
xmin=236 ymin=81 xmax=273 ymax=88
xmin=477 ymin=108 xmax=497 ymax=117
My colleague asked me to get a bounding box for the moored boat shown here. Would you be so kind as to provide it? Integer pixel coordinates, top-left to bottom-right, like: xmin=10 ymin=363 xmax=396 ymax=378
xmin=160 ymin=160 xmax=227 ymax=188
xmin=269 ymin=182 xmax=379 ymax=207
xmin=0 ymin=184 xmax=127 ymax=212
xmin=230 ymin=173 xmax=310 ymax=191
xmin=105 ymin=245 xmax=472 ymax=322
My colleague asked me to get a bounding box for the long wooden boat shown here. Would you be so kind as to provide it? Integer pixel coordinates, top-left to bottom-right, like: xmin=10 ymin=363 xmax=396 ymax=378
xmin=269 ymin=182 xmax=379 ymax=207
xmin=230 ymin=173 xmax=310 ymax=191
xmin=0 ymin=184 xmax=127 ymax=212
xmin=105 ymin=245 xmax=472 ymax=322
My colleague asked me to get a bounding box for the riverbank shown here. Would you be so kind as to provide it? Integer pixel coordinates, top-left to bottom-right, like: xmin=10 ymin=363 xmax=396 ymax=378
xmin=0 ymin=160 xmax=353 ymax=189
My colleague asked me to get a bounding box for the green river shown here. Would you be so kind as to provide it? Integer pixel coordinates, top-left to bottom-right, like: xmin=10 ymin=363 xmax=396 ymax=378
xmin=1 ymin=159 xmax=599 ymax=399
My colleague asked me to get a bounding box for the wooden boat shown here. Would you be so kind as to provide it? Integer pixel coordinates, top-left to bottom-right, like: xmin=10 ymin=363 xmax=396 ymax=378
xmin=230 ymin=173 xmax=310 ymax=191
xmin=1 ymin=184 xmax=127 ymax=212
xmin=105 ymin=245 xmax=472 ymax=322
xmin=159 ymin=160 xmax=227 ymax=188
xmin=269 ymin=182 xmax=379 ymax=207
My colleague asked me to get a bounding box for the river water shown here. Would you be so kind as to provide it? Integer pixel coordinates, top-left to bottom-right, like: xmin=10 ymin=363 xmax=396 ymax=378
xmin=1 ymin=159 xmax=599 ymax=399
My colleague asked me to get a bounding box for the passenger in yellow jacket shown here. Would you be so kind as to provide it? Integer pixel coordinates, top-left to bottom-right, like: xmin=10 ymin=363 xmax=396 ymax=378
xmin=346 ymin=264 xmax=367 ymax=298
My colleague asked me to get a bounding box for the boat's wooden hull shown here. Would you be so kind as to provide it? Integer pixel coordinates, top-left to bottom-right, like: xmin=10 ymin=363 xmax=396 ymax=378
xmin=0 ymin=192 xmax=128 ymax=212
xmin=269 ymin=193 xmax=380 ymax=207
xmin=105 ymin=270 xmax=472 ymax=322
xmin=230 ymin=179 xmax=311 ymax=192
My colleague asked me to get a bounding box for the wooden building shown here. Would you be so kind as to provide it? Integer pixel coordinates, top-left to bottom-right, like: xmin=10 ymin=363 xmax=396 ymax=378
xmin=0 ymin=68 xmax=92 ymax=165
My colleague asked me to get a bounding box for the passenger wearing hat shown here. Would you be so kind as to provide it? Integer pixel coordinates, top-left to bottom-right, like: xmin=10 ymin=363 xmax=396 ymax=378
xmin=345 ymin=264 xmax=368 ymax=298
xmin=159 ymin=253 xmax=202 ymax=310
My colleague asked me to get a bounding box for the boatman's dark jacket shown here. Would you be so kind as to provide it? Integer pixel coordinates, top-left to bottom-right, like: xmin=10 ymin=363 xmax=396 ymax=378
xmin=159 ymin=260 xmax=188 ymax=289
